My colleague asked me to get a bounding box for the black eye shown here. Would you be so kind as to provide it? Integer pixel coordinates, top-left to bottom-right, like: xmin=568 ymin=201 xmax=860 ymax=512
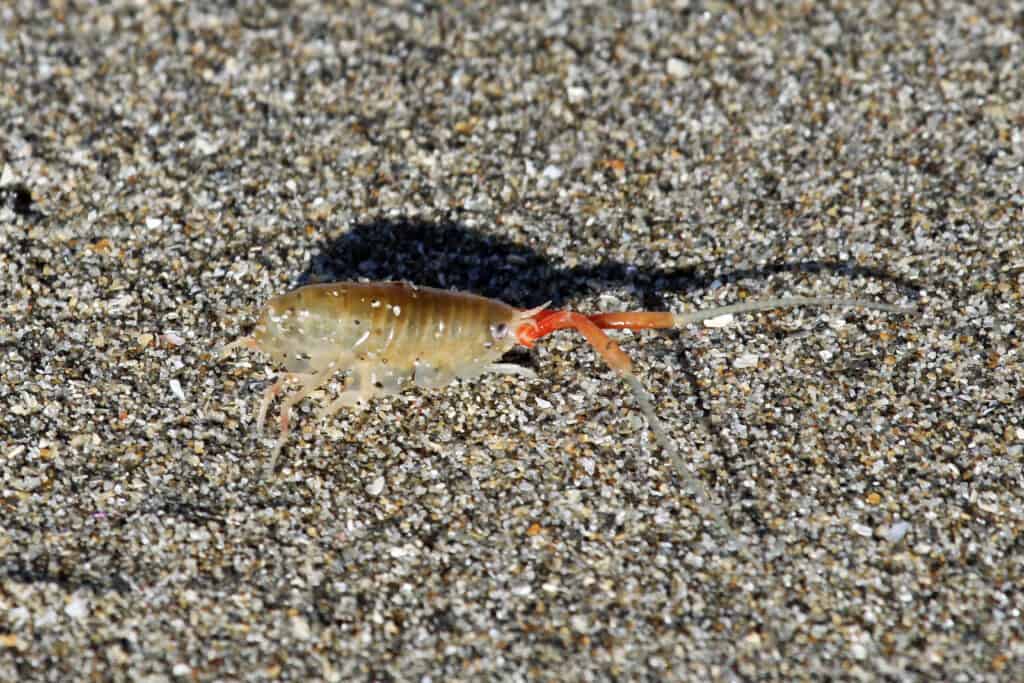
xmin=490 ymin=323 xmax=509 ymax=339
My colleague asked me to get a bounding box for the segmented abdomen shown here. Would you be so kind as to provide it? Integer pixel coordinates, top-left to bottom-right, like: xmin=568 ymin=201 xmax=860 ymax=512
xmin=255 ymin=282 xmax=521 ymax=389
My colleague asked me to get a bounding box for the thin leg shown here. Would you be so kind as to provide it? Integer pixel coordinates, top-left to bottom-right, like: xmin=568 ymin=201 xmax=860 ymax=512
xmin=620 ymin=371 xmax=735 ymax=541
xmin=273 ymin=368 xmax=335 ymax=453
xmin=219 ymin=336 xmax=258 ymax=358
xmin=519 ymin=310 xmax=634 ymax=374
xmin=317 ymin=367 xmax=376 ymax=421
xmin=318 ymin=388 xmax=372 ymax=420
xmin=257 ymin=374 xmax=295 ymax=435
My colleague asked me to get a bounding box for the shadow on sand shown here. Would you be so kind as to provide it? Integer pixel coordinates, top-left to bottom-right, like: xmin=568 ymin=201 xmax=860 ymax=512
xmin=298 ymin=216 xmax=919 ymax=311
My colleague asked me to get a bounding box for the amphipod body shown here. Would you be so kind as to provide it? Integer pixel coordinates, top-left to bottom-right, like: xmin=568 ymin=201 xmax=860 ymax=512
xmin=223 ymin=282 xmax=540 ymax=449
xmin=225 ymin=279 xmax=910 ymax=536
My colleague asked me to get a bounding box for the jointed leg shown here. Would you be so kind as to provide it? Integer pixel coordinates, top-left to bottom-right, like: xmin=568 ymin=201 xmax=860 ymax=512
xmin=222 ymin=335 xmax=283 ymax=436
xmin=219 ymin=336 xmax=258 ymax=358
xmin=518 ymin=296 xmax=912 ymax=375
xmin=514 ymin=309 xmax=732 ymax=536
xmin=257 ymin=374 xmax=294 ymax=435
xmin=273 ymin=368 xmax=335 ymax=452
xmin=518 ymin=310 xmax=635 ymax=374
xmin=317 ymin=366 xmax=376 ymax=421
xmin=511 ymin=296 xmax=911 ymax=541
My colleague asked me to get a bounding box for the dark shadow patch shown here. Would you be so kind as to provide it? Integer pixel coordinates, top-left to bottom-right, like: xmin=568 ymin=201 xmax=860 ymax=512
xmin=0 ymin=182 xmax=43 ymax=220
xmin=299 ymin=216 xmax=922 ymax=311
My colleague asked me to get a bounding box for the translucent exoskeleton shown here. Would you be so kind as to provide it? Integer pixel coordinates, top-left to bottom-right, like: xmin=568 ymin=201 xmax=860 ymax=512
xmin=223 ymin=280 xmax=912 ymax=536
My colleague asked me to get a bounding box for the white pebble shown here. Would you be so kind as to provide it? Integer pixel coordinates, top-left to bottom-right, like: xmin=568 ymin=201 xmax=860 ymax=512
xmin=567 ymin=85 xmax=587 ymax=103
xmin=8 ymin=606 xmax=29 ymax=627
xmin=291 ymin=615 xmax=311 ymax=640
xmin=108 ymin=293 xmax=134 ymax=313
xmin=886 ymin=521 xmax=910 ymax=543
xmin=194 ymin=136 xmax=220 ymax=155
xmin=169 ymin=378 xmax=185 ymax=401
xmin=389 ymin=544 xmax=414 ymax=558
xmin=851 ymin=522 xmax=873 ymax=538
xmin=703 ymin=313 xmax=734 ymax=328
xmin=666 ymin=57 xmax=691 ymax=79
xmin=733 ymin=352 xmax=759 ymax=369
xmin=64 ymin=594 xmax=89 ymax=620
xmin=17 ymin=476 xmax=42 ymax=491
xmin=161 ymin=331 xmax=186 ymax=346
xmin=366 ymin=476 xmax=385 ymax=496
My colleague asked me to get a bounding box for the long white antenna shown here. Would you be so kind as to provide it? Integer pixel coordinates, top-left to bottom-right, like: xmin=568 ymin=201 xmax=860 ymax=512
xmin=621 ymin=371 xmax=738 ymax=543
xmin=673 ymin=296 xmax=913 ymax=326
